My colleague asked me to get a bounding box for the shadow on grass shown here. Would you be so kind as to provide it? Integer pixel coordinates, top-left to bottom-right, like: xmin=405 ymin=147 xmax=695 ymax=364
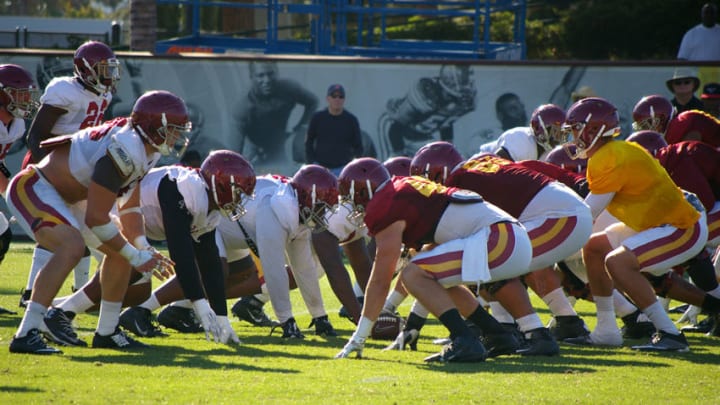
xmin=0 ymin=386 xmax=44 ymax=393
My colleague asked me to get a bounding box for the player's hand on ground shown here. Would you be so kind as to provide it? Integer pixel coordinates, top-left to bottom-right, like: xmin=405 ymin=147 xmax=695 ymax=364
xmin=192 ymin=299 xmax=221 ymax=342
xmin=217 ymin=316 xmax=241 ymax=344
xmin=335 ymin=336 xmax=365 ymax=359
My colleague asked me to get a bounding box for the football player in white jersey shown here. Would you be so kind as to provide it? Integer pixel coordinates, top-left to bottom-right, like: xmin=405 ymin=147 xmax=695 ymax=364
xmin=7 ymin=90 xmax=188 ymax=354
xmin=51 ymin=150 xmax=256 ymax=345
xmin=477 ymin=104 xmax=567 ymax=162
xmin=0 ymin=64 xmax=40 ymax=314
xmin=20 ymin=41 xmax=120 ymax=306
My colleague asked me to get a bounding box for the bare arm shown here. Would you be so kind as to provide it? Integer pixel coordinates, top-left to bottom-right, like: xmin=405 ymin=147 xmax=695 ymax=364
xmin=27 ymin=104 xmax=67 ymax=162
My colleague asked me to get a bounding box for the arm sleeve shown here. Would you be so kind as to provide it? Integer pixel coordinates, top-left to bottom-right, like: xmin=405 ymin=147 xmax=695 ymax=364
xmin=194 ymin=230 xmax=227 ymax=316
xmin=91 ymin=155 xmax=125 ymax=194
xmin=158 ymin=176 xmax=206 ymax=302
xmin=584 ymin=191 xmax=615 ymax=220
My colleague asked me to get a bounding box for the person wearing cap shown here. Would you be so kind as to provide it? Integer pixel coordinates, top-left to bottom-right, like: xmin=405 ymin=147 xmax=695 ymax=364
xmin=305 ymin=84 xmax=363 ymax=176
xmin=677 ymin=3 xmax=720 ymax=61
xmin=701 ymin=83 xmax=720 ymax=118
xmin=667 ymin=69 xmax=704 ymax=114
xmin=571 ymin=85 xmax=596 ymax=103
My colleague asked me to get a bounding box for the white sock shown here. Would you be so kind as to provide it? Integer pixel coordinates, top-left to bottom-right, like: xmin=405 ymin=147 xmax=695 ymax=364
xmin=17 ymin=301 xmax=47 ymax=337
xmin=140 ymin=294 xmax=161 ymax=312
xmin=516 ymin=313 xmax=544 ymax=333
xmin=594 ymin=295 xmax=618 ymax=332
xmin=383 ymin=290 xmax=407 ymax=313
xmin=488 ymin=301 xmax=515 ymax=324
xmin=254 ymin=293 xmax=269 ymax=304
xmin=352 ymin=281 xmax=364 ymax=298
xmin=170 ymin=299 xmax=192 ymax=309
xmin=26 ymin=247 xmax=52 ymax=290
xmin=58 ymin=290 xmax=95 ymax=315
xmin=72 ymin=255 xmax=91 ymax=291
xmin=642 ymin=300 xmax=679 ymax=335
xmin=409 ymin=300 xmax=429 ymax=318
xmin=96 ymin=300 xmax=123 ymax=336
xmin=542 ymin=287 xmax=577 ymax=316
xmin=706 ymin=285 xmax=720 ymax=299
xmin=612 ymin=289 xmax=638 ymax=318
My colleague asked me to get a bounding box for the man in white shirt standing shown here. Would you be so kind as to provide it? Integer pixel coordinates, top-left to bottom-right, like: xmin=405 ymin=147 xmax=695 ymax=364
xmin=677 ymin=3 xmax=720 ymax=61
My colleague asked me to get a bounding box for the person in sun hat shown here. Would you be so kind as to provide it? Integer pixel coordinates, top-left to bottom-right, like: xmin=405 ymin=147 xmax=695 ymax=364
xmin=666 ymin=68 xmax=704 ymax=114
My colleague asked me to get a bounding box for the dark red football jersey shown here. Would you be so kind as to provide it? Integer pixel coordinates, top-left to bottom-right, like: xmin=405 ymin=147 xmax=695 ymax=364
xmin=655 ymin=140 xmax=720 ymax=211
xmin=447 ymin=154 xmax=552 ymax=218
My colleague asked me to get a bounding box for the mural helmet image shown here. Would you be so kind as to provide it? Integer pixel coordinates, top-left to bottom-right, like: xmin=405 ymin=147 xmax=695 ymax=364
xmin=438 ymin=64 xmax=476 ymax=101
xmin=290 ymin=164 xmax=339 ymax=232
xmin=0 ymin=64 xmax=40 ymax=119
xmin=545 ymin=144 xmax=587 ymax=175
xmin=200 ymin=150 xmax=256 ymax=220
xmin=563 ymin=97 xmax=620 ymax=159
xmin=410 ymin=141 xmax=463 ymax=185
xmin=73 ymin=41 xmax=121 ymax=94
xmin=36 ymin=56 xmax=74 ymax=90
xmin=338 ymin=157 xmax=391 ymax=227
xmin=625 ymin=130 xmax=668 ymax=156
xmin=631 ymin=95 xmax=675 ymax=134
xmin=131 ymin=90 xmax=192 ymax=157
xmin=382 ymin=156 xmax=411 ymax=177
xmin=530 ymin=104 xmax=568 ymax=152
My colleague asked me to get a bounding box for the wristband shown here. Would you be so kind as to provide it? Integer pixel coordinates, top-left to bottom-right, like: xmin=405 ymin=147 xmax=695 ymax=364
xmin=91 ymin=221 xmax=120 ymax=242
xmin=118 ymin=242 xmax=141 ymax=262
xmin=119 ymin=207 xmax=143 ymax=216
xmin=133 ymin=235 xmax=151 ymax=250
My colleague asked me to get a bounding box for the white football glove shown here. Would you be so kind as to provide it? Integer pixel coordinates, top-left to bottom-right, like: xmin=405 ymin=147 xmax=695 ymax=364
xmin=335 ymin=336 xmax=366 ymax=359
xmin=217 ymin=315 xmax=241 ymax=345
xmin=192 ymin=299 xmax=221 ymax=342
xmin=676 ymin=305 xmax=701 ymax=325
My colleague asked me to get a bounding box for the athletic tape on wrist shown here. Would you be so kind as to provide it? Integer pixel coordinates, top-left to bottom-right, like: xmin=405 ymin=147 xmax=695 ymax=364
xmin=91 ymin=221 xmax=120 ymax=242
xmin=119 ymin=207 xmax=143 ymax=216
xmin=118 ymin=242 xmax=140 ymax=262
xmin=354 ymin=316 xmax=374 ymax=341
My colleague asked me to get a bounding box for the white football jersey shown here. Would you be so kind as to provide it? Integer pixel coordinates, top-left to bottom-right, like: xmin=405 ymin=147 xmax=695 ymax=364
xmin=0 ymin=118 xmax=25 ymax=160
xmin=140 ymin=165 xmax=220 ymax=242
xmin=41 ymin=77 xmax=111 ymax=135
xmin=495 ymin=126 xmax=538 ymax=162
xmin=238 ymin=175 xmax=305 ymax=241
xmin=326 ymin=202 xmax=367 ymax=245
xmin=67 ymin=119 xmax=160 ymax=190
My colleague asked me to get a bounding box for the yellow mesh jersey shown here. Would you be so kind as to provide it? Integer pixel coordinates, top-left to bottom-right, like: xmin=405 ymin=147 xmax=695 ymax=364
xmin=587 ymin=140 xmax=700 ymax=231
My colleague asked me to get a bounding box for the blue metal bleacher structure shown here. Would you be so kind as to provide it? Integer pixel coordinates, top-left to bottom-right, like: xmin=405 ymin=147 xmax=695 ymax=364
xmin=154 ymin=0 xmax=527 ymax=60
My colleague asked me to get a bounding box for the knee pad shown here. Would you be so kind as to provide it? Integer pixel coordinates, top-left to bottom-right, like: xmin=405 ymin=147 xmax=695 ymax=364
xmin=481 ymin=278 xmax=514 ymax=296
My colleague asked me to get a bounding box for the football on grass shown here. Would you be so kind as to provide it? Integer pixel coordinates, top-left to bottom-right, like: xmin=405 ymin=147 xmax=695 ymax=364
xmin=371 ymin=313 xmax=404 ymax=340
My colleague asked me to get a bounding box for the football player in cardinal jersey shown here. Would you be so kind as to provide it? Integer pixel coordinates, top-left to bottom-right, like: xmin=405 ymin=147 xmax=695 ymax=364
xmin=50 ymin=150 xmax=255 ymax=345
xmin=7 ymin=90 xmax=186 ymax=354
xmin=562 ymin=97 xmax=707 ymax=352
xmin=335 ymin=157 xmax=535 ymax=363
xmin=631 ymin=95 xmax=675 ymax=135
xmin=478 ymin=104 xmax=567 ymax=162
xmin=21 ymin=41 xmax=121 ymax=306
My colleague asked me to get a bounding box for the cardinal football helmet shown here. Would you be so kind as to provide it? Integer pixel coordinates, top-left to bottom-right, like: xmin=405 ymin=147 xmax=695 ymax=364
xmin=545 ymin=144 xmax=587 ymax=175
xmin=290 ymin=165 xmax=339 ymax=232
xmin=563 ymin=97 xmax=621 ymax=159
xmin=383 ymin=156 xmax=411 ymax=177
xmin=632 ymin=95 xmax=674 ymax=134
xmin=200 ymin=150 xmax=256 ymax=220
xmin=410 ymin=141 xmax=463 ymax=185
xmin=339 ymin=158 xmax=391 ymax=227
xmin=73 ymin=41 xmax=120 ymax=94
xmin=131 ymin=90 xmax=192 ymax=157
xmin=530 ymin=104 xmax=568 ymax=152
xmin=625 ymin=130 xmax=668 ymax=156
xmin=0 ymin=64 xmax=39 ymax=119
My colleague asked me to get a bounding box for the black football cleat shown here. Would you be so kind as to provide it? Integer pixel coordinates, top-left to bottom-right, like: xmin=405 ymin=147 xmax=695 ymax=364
xmin=480 ymin=331 xmax=521 ymax=358
xmin=631 ymin=331 xmax=690 ymax=352
xmin=119 ymin=306 xmax=168 ymax=338
xmin=516 ymin=327 xmax=560 ymax=356
xmin=681 ymin=316 xmax=715 ymax=334
xmin=621 ymin=310 xmax=656 ymax=339
xmin=231 ymin=296 xmax=280 ymax=327
xmin=157 ymin=306 xmax=204 ymax=333
xmin=10 ymin=329 xmax=62 ymax=355
xmin=19 ymin=289 xmax=31 ymax=308
xmin=384 ymin=329 xmax=420 ymax=351
xmin=271 ymin=317 xmax=305 ymax=339
xmin=43 ymin=307 xmax=87 ymax=347
xmin=309 ymin=315 xmax=337 ymax=337
xmin=424 ymin=335 xmax=487 ymax=363
xmin=549 ymin=315 xmax=590 ymax=341
xmin=92 ymin=328 xmax=149 ymax=349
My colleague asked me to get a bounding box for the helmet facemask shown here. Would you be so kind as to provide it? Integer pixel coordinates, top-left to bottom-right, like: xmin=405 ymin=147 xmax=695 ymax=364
xmin=299 ymin=184 xmax=336 ymax=233
xmin=153 ymin=112 xmax=192 ymax=157
xmin=210 ymin=174 xmax=254 ymax=221
xmin=1 ymin=85 xmax=39 ymax=119
xmin=344 ymin=178 xmax=376 ymax=228
xmin=77 ymin=57 xmax=121 ymax=94
xmin=535 ymin=114 xmax=568 ymax=152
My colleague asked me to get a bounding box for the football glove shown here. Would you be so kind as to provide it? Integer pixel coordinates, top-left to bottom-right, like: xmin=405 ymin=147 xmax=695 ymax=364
xmin=217 ymin=315 xmax=241 ymax=344
xmin=192 ymin=299 xmax=221 ymax=343
xmin=335 ymin=336 xmax=366 ymax=359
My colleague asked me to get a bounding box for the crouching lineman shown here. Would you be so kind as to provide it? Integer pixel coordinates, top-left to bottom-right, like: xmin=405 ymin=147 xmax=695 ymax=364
xmin=50 ymin=150 xmax=256 ymax=345
xmin=7 ymin=90 xmax=185 ymax=354
xmin=335 ymin=158 xmax=534 ymax=363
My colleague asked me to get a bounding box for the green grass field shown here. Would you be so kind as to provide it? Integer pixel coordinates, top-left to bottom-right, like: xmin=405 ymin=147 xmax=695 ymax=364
xmin=0 ymin=241 xmax=719 ymax=404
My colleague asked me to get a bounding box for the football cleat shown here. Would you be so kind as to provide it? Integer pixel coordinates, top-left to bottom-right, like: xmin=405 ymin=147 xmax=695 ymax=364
xmin=424 ymin=335 xmax=487 ymax=363
xmin=309 ymin=315 xmax=337 ymax=337
xmin=43 ymin=307 xmax=87 ymax=347
xmin=681 ymin=316 xmax=715 ymax=334
xmin=516 ymin=327 xmax=560 ymax=356
xmin=549 ymin=315 xmax=590 ymax=341
xmin=157 ymin=305 xmax=204 ymax=333
xmin=9 ymin=329 xmax=62 ymax=354
xmin=384 ymin=329 xmax=420 ymax=351
xmin=231 ymin=296 xmax=280 ymax=327
xmin=119 ymin=306 xmax=168 ymax=338
xmin=705 ymin=313 xmax=720 ymax=338
xmin=621 ymin=310 xmax=656 ymax=339
xmin=668 ymin=303 xmax=689 ymax=314
xmin=631 ymin=331 xmax=690 ymax=352
xmin=271 ymin=317 xmax=305 ymax=339
xmin=338 ymin=296 xmax=364 ymax=321
xmin=565 ymin=327 xmax=623 ymax=347
xmin=19 ymin=288 xmax=31 ymax=308
xmin=92 ymin=327 xmax=149 ymax=349
xmin=480 ymin=331 xmax=521 ymax=358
